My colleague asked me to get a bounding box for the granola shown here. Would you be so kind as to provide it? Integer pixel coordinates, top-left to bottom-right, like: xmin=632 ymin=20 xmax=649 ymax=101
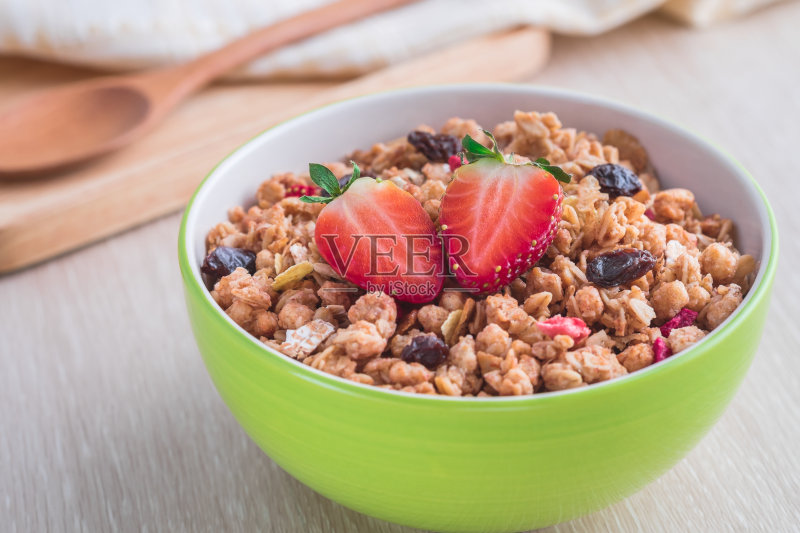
xmin=201 ymin=110 xmax=756 ymax=396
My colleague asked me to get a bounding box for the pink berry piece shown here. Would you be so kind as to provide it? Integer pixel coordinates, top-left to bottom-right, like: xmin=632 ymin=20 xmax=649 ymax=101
xmin=660 ymin=307 xmax=699 ymax=338
xmin=653 ymin=337 xmax=673 ymax=363
xmin=536 ymin=316 xmax=591 ymax=343
xmin=448 ymin=154 xmax=463 ymax=171
xmin=285 ymin=184 xmax=319 ymax=198
xmin=644 ymin=208 xmax=655 ymax=220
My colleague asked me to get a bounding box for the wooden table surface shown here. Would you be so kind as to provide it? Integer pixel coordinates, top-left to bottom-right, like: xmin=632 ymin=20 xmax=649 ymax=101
xmin=2 ymin=3 xmax=799 ymax=532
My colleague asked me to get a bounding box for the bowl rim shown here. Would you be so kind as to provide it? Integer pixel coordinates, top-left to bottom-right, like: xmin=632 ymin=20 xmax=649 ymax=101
xmin=178 ymin=83 xmax=779 ymax=405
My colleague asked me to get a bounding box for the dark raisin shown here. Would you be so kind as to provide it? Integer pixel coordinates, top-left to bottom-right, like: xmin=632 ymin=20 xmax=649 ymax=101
xmin=586 ymin=248 xmax=656 ymax=288
xmin=401 ymin=335 xmax=449 ymax=369
xmin=319 ymin=172 xmax=373 ymax=197
xmin=201 ymin=246 xmax=257 ymax=285
xmin=587 ymin=163 xmax=643 ymax=198
xmin=407 ymin=130 xmax=460 ymax=162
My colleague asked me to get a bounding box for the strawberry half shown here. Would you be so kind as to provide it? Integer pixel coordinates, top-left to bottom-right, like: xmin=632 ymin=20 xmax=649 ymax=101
xmin=301 ymin=163 xmax=443 ymax=303
xmin=438 ymin=131 xmax=571 ymax=294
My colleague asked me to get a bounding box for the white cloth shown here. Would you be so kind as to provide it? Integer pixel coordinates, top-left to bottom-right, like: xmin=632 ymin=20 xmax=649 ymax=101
xmin=0 ymin=0 xmax=786 ymax=78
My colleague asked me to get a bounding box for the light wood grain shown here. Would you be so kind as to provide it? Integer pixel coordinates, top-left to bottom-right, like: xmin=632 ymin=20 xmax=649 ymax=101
xmin=0 ymin=27 xmax=549 ymax=274
xmin=0 ymin=0 xmax=418 ymax=175
xmin=1 ymin=3 xmax=799 ymax=532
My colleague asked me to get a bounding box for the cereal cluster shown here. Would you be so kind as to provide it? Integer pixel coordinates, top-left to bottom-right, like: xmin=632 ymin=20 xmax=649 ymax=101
xmin=204 ymin=111 xmax=756 ymax=396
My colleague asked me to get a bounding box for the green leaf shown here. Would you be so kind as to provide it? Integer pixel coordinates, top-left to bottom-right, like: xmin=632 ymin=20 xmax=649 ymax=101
xmin=532 ymin=157 xmax=571 ymax=184
xmin=341 ymin=161 xmax=360 ymax=193
xmin=299 ymin=195 xmax=332 ymax=204
xmin=481 ymin=129 xmax=502 ymax=153
xmin=462 ymin=134 xmax=504 ymax=163
xmin=462 ymin=135 xmax=494 ymax=155
xmin=460 ymin=135 xmax=571 ymax=183
xmin=308 ymin=163 xmax=341 ymax=196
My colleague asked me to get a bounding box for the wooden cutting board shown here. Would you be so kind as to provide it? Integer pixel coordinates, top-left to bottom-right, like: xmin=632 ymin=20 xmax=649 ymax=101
xmin=0 ymin=27 xmax=550 ymax=273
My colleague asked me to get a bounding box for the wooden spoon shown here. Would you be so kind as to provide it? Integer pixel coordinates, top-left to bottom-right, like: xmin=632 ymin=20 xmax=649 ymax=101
xmin=0 ymin=0 xmax=416 ymax=177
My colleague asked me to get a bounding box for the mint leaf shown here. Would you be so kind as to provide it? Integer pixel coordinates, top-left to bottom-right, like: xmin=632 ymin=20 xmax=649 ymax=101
xmin=299 ymin=195 xmax=331 ymax=204
xmin=533 ymin=158 xmax=571 ymax=184
xmin=460 ymin=134 xmax=571 ymax=183
xmin=462 ymin=135 xmax=493 ymax=155
xmin=481 ymin=129 xmax=502 ymax=153
xmin=341 ymin=161 xmax=360 ymax=193
xmin=308 ymin=163 xmax=341 ymax=196
xmin=462 ymin=134 xmax=504 ymax=163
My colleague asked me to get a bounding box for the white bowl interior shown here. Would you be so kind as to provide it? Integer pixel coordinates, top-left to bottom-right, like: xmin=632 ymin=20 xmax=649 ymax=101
xmin=186 ymin=85 xmax=770 ymax=282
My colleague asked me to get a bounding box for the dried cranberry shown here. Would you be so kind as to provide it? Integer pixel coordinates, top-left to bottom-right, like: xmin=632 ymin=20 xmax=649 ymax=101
xmin=653 ymin=337 xmax=672 ymax=362
xmin=201 ymin=246 xmax=256 ymax=285
xmin=284 ymin=184 xmax=318 ymax=197
xmin=586 ymin=248 xmax=656 ymax=288
xmin=536 ymin=316 xmax=591 ymax=343
xmin=407 ymin=130 xmax=460 ymax=162
xmin=401 ymin=335 xmax=449 ymax=369
xmin=660 ymin=307 xmax=698 ymax=338
xmin=587 ymin=163 xmax=643 ymax=198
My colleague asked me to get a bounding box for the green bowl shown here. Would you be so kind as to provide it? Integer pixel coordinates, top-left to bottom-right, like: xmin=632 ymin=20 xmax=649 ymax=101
xmin=178 ymin=85 xmax=777 ymax=532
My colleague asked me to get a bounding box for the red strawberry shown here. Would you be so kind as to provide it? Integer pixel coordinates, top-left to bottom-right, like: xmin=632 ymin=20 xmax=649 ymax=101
xmin=438 ymin=132 xmax=570 ymax=294
xmin=301 ymin=163 xmax=443 ymax=303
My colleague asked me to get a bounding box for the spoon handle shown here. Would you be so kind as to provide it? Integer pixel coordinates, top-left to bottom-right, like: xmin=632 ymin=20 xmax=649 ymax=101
xmin=141 ymin=0 xmax=417 ymax=104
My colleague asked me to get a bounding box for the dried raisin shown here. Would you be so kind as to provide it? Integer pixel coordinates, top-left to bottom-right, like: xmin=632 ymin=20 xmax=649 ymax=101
xmin=407 ymin=130 xmax=460 ymax=162
xmin=587 ymin=163 xmax=642 ymax=198
xmin=401 ymin=335 xmax=449 ymax=369
xmin=586 ymin=248 xmax=656 ymax=288
xmin=201 ymin=246 xmax=256 ymax=285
